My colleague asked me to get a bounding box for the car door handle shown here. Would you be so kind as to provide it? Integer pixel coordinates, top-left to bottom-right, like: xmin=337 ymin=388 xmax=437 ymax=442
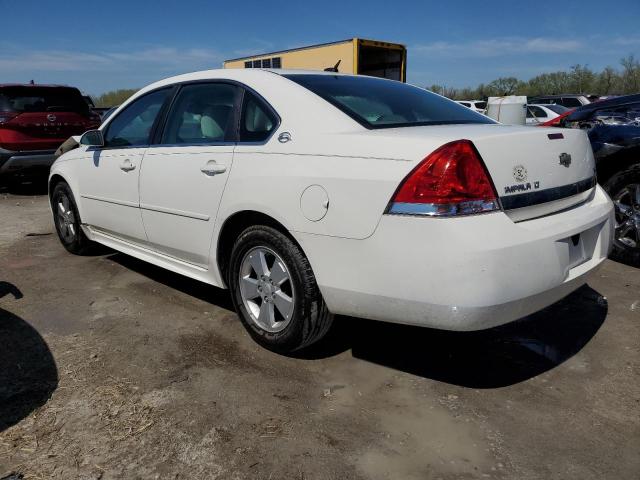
xmin=200 ymin=161 xmax=226 ymax=176
xmin=120 ymin=159 xmax=136 ymax=172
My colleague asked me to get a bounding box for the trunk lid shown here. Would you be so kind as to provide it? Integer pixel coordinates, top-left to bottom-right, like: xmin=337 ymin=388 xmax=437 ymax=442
xmin=351 ymin=124 xmax=596 ymax=222
xmin=470 ymin=126 xmax=595 ymax=221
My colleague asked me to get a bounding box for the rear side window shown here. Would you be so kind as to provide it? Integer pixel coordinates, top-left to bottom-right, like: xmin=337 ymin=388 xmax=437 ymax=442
xmin=239 ymin=91 xmax=277 ymax=142
xmin=161 ymin=83 xmax=238 ymax=144
xmin=545 ymin=104 xmax=569 ymax=114
xmin=284 ymin=74 xmax=493 ymax=129
xmin=527 ymin=106 xmax=547 ymax=118
xmin=104 ymin=88 xmax=171 ymax=147
xmin=561 ymin=98 xmax=582 ymax=108
xmin=0 ymin=86 xmax=89 ymax=114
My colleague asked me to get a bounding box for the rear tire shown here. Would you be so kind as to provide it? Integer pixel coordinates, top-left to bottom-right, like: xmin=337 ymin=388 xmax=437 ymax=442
xmin=603 ymin=163 xmax=640 ymax=267
xmin=228 ymin=225 xmax=333 ymax=353
xmin=51 ymin=182 xmax=95 ymax=255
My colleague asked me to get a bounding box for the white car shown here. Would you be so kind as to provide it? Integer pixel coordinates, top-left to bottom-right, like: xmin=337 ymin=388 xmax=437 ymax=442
xmin=456 ymin=100 xmax=487 ymax=114
xmin=526 ymin=104 xmax=570 ymax=125
xmin=49 ymin=69 xmax=614 ymax=352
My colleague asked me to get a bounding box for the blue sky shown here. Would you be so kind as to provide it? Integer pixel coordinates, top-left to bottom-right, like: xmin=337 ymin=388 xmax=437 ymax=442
xmin=1 ymin=0 xmax=639 ymax=95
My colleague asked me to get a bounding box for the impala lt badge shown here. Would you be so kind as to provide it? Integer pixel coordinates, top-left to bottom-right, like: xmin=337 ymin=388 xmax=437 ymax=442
xmin=559 ymin=152 xmax=572 ymax=167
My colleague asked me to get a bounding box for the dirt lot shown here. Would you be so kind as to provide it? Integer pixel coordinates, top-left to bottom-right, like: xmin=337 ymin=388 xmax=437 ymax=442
xmin=0 ymin=183 xmax=639 ymax=480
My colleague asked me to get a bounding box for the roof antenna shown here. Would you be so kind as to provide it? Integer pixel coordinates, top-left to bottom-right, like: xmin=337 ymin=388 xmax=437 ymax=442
xmin=324 ymin=60 xmax=341 ymax=72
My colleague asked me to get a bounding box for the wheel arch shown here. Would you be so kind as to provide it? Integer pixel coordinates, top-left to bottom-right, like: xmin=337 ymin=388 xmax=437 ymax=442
xmin=596 ymin=147 xmax=640 ymax=187
xmin=216 ymin=210 xmax=305 ymax=288
xmin=48 ymin=172 xmax=86 ymax=222
xmin=48 ymin=173 xmax=67 ymax=197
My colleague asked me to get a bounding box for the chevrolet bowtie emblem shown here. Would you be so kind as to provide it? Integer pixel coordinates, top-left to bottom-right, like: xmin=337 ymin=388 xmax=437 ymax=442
xmin=559 ymin=153 xmax=572 ymax=167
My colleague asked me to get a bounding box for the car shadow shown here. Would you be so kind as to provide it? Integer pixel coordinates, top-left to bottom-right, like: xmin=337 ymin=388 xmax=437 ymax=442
xmin=99 ymin=254 xmax=608 ymax=388
xmin=0 ymin=174 xmax=49 ymax=196
xmin=106 ymin=253 xmax=235 ymax=311
xmin=0 ymin=282 xmax=58 ymax=432
xmin=301 ymin=285 xmax=608 ymax=388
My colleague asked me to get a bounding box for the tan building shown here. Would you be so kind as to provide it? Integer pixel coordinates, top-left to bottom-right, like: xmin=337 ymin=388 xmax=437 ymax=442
xmin=224 ymin=38 xmax=407 ymax=82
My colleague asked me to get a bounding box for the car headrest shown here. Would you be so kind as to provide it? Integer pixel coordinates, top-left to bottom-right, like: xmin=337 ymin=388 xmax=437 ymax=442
xmin=245 ymin=101 xmax=273 ymax=133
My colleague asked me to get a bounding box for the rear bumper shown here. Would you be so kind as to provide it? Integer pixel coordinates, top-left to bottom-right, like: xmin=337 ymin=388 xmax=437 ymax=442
xmin=0 ymin=148 xmax=57 ymax=175
xmin=296 ymin=185 xmax=614 ymax=330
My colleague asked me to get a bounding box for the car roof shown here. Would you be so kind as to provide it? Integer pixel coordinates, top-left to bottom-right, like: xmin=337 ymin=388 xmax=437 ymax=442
xmin=531 ymin=94 xmax=591 ymax=99
xmin=104 ymin=68 xmax=364 ymax=136
xmin=0 ymin=83 xmax=76 ymax=88
xmin=575 ymin=93 xmax=640 ymax=113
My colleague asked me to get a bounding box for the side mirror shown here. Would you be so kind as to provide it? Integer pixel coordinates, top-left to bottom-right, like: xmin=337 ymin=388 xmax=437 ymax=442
xmin=80 ymin=129 xmax=104 ymax=147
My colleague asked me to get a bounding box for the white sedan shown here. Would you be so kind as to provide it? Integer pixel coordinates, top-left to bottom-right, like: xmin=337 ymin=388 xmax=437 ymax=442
xmin=526 ymin=104 xmax=570 ymax=125
xmin=49 ymin=69 xmax=614 ymax=352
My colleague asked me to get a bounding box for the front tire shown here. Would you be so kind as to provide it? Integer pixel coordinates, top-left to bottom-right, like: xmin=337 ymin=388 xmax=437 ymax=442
xmin=228 ymin=225 xmax=333 ymax=353
xmin=604 ymin=164 xmax=640 ymax=267
xmin=51 ymin=182 xmax=95 ymax=255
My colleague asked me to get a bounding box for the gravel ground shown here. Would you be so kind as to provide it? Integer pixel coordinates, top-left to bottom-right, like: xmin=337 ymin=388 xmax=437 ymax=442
xmin=0 ymin=183 xmax=638 ymax=480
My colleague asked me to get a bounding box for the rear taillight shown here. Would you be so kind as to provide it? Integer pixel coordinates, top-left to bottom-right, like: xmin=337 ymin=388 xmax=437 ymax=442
xmin=0 ymin=112 xmax=18 ymax=124
xmin=387 ymin=140 xmax=500 ymax=217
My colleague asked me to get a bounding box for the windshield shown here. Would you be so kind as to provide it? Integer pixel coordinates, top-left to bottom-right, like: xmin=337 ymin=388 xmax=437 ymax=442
xmin=283 ymin=74 xmax=494 ymax=129
xmin=0 ymin=86 xmax=89 ymax=114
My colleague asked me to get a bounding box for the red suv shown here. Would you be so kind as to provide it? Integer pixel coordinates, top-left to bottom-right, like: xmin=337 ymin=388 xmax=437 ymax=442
xmin=0 ymin=84 xmax=100 ymax=179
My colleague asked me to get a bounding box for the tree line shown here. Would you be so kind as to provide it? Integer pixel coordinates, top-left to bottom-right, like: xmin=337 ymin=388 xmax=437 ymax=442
xmin=428 ymin=55 xmax=640 ymax=100
xmin=93 ymin=55 xmax=640 ymax=106
xmin=94 ymin=88 xmax=138 ymax=107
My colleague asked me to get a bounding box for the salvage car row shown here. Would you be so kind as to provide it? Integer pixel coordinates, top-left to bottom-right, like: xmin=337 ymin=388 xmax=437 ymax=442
xmin=2 ymin=72 xmax=639 ymax=352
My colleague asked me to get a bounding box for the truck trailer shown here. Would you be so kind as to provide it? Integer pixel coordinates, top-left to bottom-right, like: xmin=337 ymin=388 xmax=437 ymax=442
xmin=224 ymin=38 xmax=407 ymax=82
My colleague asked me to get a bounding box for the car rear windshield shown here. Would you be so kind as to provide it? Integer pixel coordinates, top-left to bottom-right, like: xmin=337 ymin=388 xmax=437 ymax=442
xmin=283 ymin=74 xmax=494 ymax=129
xmin=0 ymin=86 xmax=89 ymax=114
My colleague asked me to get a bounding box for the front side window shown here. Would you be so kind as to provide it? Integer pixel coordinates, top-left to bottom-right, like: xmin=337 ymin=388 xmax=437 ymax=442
xmin=104 ymin=89 xmax=170 ymax=147
xmin=239 ymin=91 xmax=277 ymax=142
xmin=284 ymin=74 xmax=494 ymax=129
xmin=161 ymin=83 xmax=238 ymax=144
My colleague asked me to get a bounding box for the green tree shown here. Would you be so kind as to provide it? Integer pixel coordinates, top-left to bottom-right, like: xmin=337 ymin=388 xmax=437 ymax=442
xmin=486 ymin=77 xmax=522 ymax=96
xmin=596 ymin=66 xmax=619 ymax=94
xmin=620 ymin=55 xmax=640 ymax=94
xmin=95 ymin=89 xmax=139 ymax=107
xmin=569 ymin=64 xmax=595 ymax=93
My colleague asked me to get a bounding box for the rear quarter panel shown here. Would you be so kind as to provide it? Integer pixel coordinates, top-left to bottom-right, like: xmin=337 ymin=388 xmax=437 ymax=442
xmin=218 ymin=139 xmax=413 ymax=239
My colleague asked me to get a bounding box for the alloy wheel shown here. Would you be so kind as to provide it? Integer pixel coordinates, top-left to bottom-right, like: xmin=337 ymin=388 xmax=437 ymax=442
xmin=613 ymin=183 xmax=640 ymax=249
xmin=239 ymin=246 xmax=295 ymax=333
xmin=56 ymin=193 xmax=77 ymax=243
